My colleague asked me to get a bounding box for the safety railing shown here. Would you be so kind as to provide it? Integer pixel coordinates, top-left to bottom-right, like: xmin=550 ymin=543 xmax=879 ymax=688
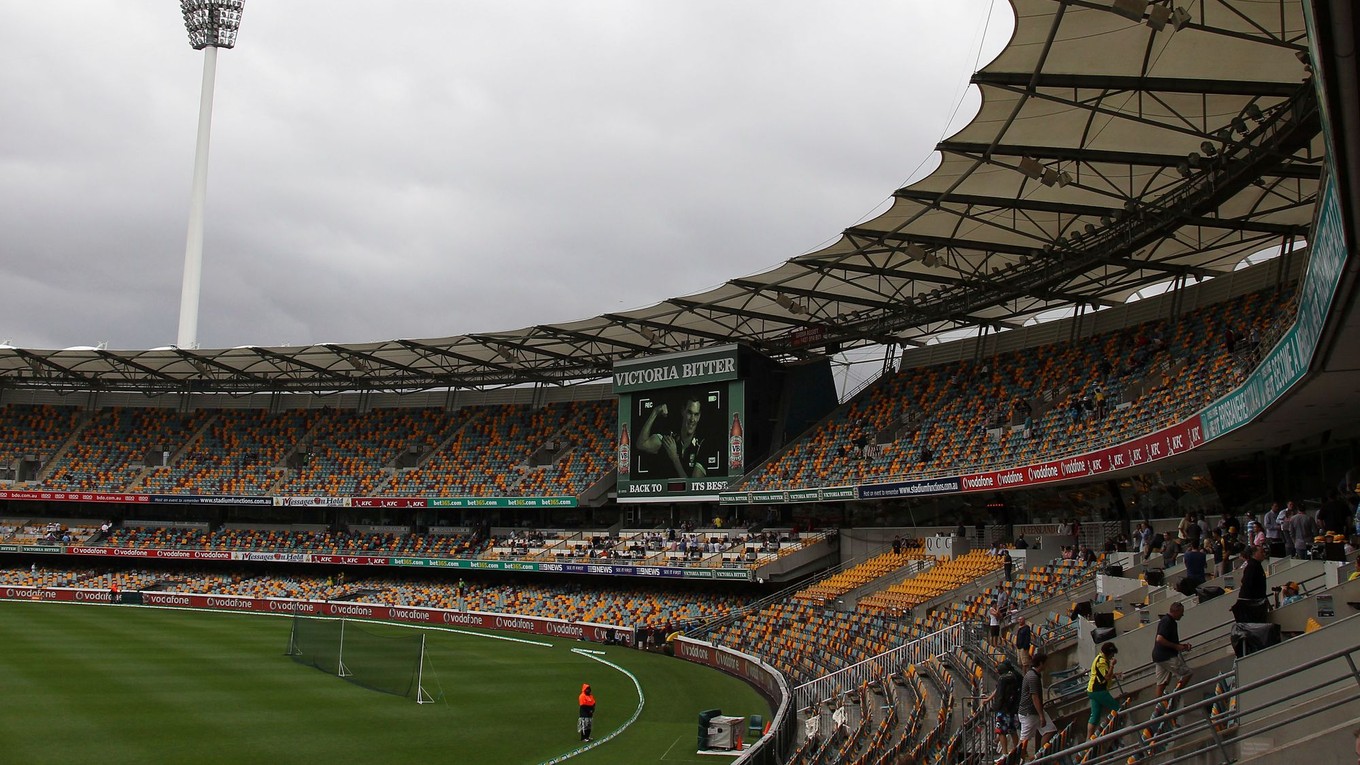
xmin=1049 ymin=616 xmax=1236 ymax=712
xmin=793 ymin=621 xmax=965 ymax=710
xmin=1035 ymin=639 xmax=1360 ymax=765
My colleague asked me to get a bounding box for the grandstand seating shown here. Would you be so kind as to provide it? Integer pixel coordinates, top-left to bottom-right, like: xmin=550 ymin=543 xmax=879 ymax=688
xmin=0 ymin=400 xmax=615 ymax=499
xmin=0 ymin=405 xmax=82 ymax=476
xmin=0 ymin=291 xmax=1297 ymax=502
xmin=41 ymin=407 xmax=211 ymax=492
xmin=742 ymin=288 xmax=1294 ymax=491
xmin=139 ymin=408 xmax=319 ymax=496
xmin=103 ymin=526 xmax=483 ymax=558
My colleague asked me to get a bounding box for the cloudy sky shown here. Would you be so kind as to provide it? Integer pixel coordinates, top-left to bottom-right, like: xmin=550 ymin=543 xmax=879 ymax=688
xmin=0 ymin=1 xmax=1012 ymax=353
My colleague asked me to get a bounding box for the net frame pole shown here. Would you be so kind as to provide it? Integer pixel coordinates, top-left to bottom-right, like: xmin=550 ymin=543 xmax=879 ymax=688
xmin=337 ymin=618 xmax=352 ymax=677
xmin=415 ymin=634 xmax=432 ymax=704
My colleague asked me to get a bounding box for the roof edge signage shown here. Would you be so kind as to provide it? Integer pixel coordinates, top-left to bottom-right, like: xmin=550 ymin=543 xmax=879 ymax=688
xmin=612 ymin=344 xmax=741 ymax=393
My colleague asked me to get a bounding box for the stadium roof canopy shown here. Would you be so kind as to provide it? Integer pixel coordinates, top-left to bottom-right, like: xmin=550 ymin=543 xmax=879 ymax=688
xmin=0 ymin=0 xmax=1322 ymax=394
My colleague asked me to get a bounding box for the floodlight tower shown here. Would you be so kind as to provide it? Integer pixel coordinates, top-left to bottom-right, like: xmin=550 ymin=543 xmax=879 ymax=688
xmin=177 ymin=0 xmax=244 ymax=350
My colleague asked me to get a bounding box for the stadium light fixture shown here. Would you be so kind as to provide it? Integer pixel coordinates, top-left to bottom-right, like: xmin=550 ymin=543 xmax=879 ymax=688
xmin=1148 ymin=5 xmax=1192 ymax=31
xmin=176 ymin=0 xmax=245 ymax=351
xmin=1017 ymin=157 xmax=1045 ymax=180
xmin=1110 ymin=0 xmax=1148 ymax=22
xmin=1200 ymin=141 xmax=1218 ymax=157
xmin=182 ymin=0 xmax=244 ymax=50
xmin=1244 ymin=104 xmax=1264 ymax=122
xmin=904 ymin=243 xmax=927 ymax=262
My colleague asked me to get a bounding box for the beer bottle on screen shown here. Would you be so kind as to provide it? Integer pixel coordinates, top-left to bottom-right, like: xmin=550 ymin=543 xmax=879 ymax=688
xmin=729 ymin=413 xmax=743 ymax=471
xmin=618 ymin=424 xmax=630 ymax=477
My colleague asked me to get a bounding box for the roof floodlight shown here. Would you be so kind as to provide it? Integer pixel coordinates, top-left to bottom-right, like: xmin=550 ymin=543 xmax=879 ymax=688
xmin=1084 ymin=223 xmax=1098 ymax=237
xmin=905 ymin=243 xmax=927 ymax=261
xmin=922 ymin=252 xmax=939 ymax=268
xmin=1101 ymin=212 xmax=1116 ymax=227
xmin=1146 ymin=4 xmax=1171 ymax=30
xmin=1170 ymin=7 xmax=1192 ymax=30
xmin=1056 ymin=170 xmax=1073 ymax=187
xmin=1200 ymin=141 xmax=1218 ymax=157
xmin=1017 ymin=157 xmax=1045 ymax=180
xmin=1040 ymin=168 xmax=1059 ymax=187
xmin=1231 ymin=116 xmax=1250 ymax=135
xmin=1244 ymin=103 xmax=1264 ymax=122
xmin=775 ymin=294 xmax=794 ymax=310
xmin=1110 ymin=0 xmax=1148 ymax=22
xmin=181 ymin=0 xmax=245 ymax=50
xmin=1176 ymin=161 xmax=1192 ymax=178
xmin=1186 ymin=151 xmax=1202 ymax=168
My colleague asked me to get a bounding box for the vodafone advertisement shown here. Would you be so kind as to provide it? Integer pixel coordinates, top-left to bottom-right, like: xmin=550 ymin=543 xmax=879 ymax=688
xmin=959 ymin=416 xmax=1204 ymax=493
xmin=0 ymin=587 xmax=632 ymax=644
xmin=63 ymin=547 xmax=389 ymax=566
xmin=673 ymin=636 xmax=784 ymax=701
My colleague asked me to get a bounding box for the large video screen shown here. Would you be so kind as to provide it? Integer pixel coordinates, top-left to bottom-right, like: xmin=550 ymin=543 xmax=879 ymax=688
xmin=614 ymin=346 xmax=745 ymax=503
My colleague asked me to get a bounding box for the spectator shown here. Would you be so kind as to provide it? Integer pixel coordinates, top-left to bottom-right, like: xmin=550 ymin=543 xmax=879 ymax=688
xmin=1152 ymin=602 xmax=1193 ymax=698
xmin=983 ymin=660 xmax=1022 ymax=762
xmin=1014 ymin=616 xmax=1033 ymax=671
xmin=1160 ymin=535 xmax=1181 ymax=568
xmin=1348 ymin=558 xmax=1360 ymax=583
xmin=1087 ymin=642 xmax=1120 ymax=740
xmin=1287 ymin=505 xmax=1317 ymax=559
xmin=1017 ymin=652 xmax=1055 ymax=760
xmin=1263 ymin=502 xmax=1284 ymax=557
xmin=1274 ymin=581 xmax=1303 ymax=607
xmin=1180 ymin=540 xmax=1207 ymax=595
xmin=1232 ymin=546 xmax=1269 ymax=622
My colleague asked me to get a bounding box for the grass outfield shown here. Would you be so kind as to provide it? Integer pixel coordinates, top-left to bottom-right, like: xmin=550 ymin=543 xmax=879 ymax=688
xmin=0 ymin=601 xmax=770 ymax=764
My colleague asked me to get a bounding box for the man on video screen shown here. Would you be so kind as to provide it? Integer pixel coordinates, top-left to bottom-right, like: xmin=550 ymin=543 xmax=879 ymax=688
xmin=637 ymin=396 xmax=713 ymax=478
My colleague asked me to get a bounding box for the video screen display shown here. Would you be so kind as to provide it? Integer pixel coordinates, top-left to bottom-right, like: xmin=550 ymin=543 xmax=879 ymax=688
xmin=627 ymin=383 xmax=728 ymax=480
xmin=617 ymin=380 xmax=745 ymax=502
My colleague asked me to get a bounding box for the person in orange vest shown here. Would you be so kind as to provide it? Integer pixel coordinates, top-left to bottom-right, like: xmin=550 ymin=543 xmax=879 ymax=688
xmin=578 ymin=683 xmax=596 ymax=742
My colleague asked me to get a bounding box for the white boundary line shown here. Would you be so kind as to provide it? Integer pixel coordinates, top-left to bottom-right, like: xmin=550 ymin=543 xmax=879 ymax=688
xmin=539 ymin=648 xmax=647 ymax=765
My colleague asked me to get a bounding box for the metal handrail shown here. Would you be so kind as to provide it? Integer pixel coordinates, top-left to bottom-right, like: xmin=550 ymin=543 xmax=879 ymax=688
xmin=1035 ymin=639 xmax=1360 ymax=765
xmin=793 ymin=622 xmax=966 ymax=709
xmin=1049 ymin=609 xmax=1238 ymax=709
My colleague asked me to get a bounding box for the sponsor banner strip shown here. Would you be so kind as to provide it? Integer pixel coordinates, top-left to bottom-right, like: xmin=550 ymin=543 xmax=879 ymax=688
xmin=428 ymin=497 xmax=577 ymax=508
xmin=0 ymin=588 xmax=632 ymax=643
xmin=0 ymin=490 xmax=150 ymax=504
xmin=387 ymin=556 xmax=751 ymax=581
xmin=958 ymin=416 xmax=1204 ymax=492
xmin=672 ymin=636 xmax=785 ymax=703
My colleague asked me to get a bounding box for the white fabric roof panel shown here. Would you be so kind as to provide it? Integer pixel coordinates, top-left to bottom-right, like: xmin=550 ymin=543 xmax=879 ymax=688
xmin=0 ymin=0 xmax=1324 ymax=393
